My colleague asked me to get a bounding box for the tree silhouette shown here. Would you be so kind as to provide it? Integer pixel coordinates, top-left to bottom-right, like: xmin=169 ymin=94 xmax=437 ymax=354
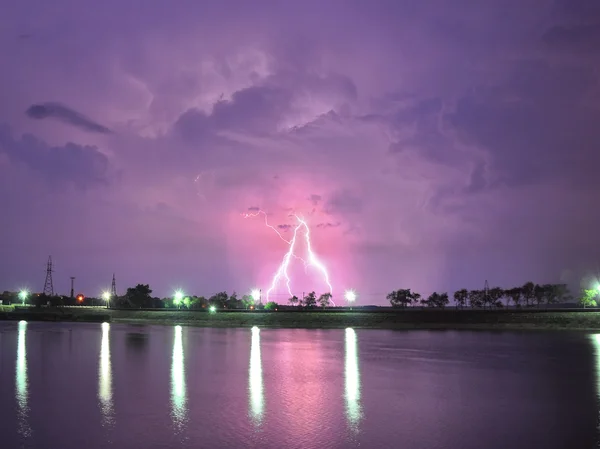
xmin=126 ymin=284 xmax=152 ymax=308
xmin=288 ymin=295 xmax=299 ymax=307
xmin=488 ymin=287 xmax=504 ymax=309
xmin=303 ymin=291 xmax=317 ymax=308
xmin=387 ymin=289 xmax=419 ymax=308
xmin=209 ymin=291 xmax=228 ymax=308
xmin=521 ymin=282 xmax=535 ymax=307
xmin=317 ymin=293 xmax=332 ymax=308
xmin=423 ymin=292 xmax=449 ymax=308
xmin=468 ymin=290 xmax=484 ymax=308
xmin=453 ymin=289 xmax=468 ymax=309
xmin=505 ymin=287 xmax=522 ymax=308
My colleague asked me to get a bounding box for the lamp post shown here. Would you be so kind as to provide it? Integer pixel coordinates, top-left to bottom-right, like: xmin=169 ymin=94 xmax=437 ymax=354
xmin=102 ymin=291 xmax=111 ymax=309
xmin=174 ymin=290 xmax=184 ymax=309
xmin=251 ymin=289 xmax=261 ymax=308
xmin=18 ymin=290 xmax=28 ymax=306
xmin=344 ymin=290 xmax=357 ymax=309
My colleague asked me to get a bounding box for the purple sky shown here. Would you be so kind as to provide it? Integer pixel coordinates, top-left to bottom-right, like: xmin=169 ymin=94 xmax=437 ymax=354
xmin=1 ymin=0 xmax=599 ymax=303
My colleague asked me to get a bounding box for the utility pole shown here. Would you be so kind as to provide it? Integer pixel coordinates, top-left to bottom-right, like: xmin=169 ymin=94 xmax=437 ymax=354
xmin=110 ymin=273 xmax=117 ymax=308
xmin=484 ymin=279 xmax=490 ymax=308
xmin=43 ymin=256 xmax=54 ymax=296
xmin=70 ymin=277 xmax=75 ymax=299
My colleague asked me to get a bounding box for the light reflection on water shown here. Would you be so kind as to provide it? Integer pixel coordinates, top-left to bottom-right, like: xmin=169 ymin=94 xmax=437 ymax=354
xmin=590 ymin=334 xmax=600 ymax=435
xmin=171 ymin=325 xmax=187 ymax=430
xmin=345 ymin=328 xmax=362 ymax=431
xmin=16 ymin=320 xmax=31 ymax=438
xmin=249 ymin=326 xmax=264 ymax=426
xmin=98 ymin=322 xmax=114 ymax=427
xmin=2 ymin=324 xmax=598 ymax=449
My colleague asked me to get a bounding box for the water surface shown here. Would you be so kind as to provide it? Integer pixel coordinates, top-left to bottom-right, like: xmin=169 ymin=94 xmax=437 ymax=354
xmin=0 ymin=322 xmax=598 ymax=448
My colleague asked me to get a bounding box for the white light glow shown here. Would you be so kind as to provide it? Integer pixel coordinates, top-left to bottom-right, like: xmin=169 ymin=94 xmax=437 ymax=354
xmin=16 ymin=320 xmax=31 ymax=438
xmin=345 ymin=328 xmax=362 ymax=430
xmin=171 ymin=325 xmax=187 ymax=430
xmin=99 ymin=322 xmax=114 ymax=426
xmin=249 ymin=326 xmax=264 ymax=426
xmin=344 ymin=290 xmax=357 ymax=303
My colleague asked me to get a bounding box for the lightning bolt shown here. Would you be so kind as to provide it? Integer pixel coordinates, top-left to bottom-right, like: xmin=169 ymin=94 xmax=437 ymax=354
xmin=242 ymin=210 xmax=292 ymax=245
xmin=243 ymin=209 xmax=334 ymax=304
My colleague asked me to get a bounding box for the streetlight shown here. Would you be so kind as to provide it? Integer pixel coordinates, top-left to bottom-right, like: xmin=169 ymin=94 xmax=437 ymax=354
xmin=209 ymin=305 xmax=217 ymax=313
xmin=174 ymin=290 xmax=184 ymax=309
xmin=251 ymin=289 xmax=261 ymax=306
xmin=102 ymin=291 xmax=111 ymax=308
xmin=344 ymin=289 xmax=357 ymax=306
xmin=18 ymin=290 xmax=28 ymax=306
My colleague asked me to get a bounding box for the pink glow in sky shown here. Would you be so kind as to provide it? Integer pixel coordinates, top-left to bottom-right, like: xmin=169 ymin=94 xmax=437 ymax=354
xmin=1 ymin=0 xmax=600 ymax=303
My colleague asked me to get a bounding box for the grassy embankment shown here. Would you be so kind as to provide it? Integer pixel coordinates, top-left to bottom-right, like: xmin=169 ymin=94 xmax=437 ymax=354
xmin=3 ymin=306 xmax=600 ymax=330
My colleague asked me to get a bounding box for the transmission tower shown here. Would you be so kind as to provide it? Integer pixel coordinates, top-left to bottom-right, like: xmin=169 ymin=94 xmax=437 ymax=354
xmin=43 ymin=256 xmax=54 ymax=296
xmin=110 ymin=273 xmax=117 ymax=298
xmin=484 ymin=279 xmax=490 ymax=303
xmin=70 ymin=277 xmax=75 ymax=299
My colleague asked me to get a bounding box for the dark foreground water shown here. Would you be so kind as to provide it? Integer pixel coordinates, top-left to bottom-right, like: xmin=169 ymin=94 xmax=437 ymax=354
xmin=0 ymin=322 xmax=599 ymax=449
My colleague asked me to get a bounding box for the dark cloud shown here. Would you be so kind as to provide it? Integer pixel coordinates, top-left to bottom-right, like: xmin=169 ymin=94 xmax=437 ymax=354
xmin=26 ymin=102 xmax=111 ymax=134
xmin=308 ymin=194 xmax=322 ymax=206
xmin=247 ymin=206 xmax=260 ymax=212
xmin=0 ymin=124 xmax=110 ymax=188
xmin=277 ymin=224 xmax=292 ymax=231
xmin=174 ymin=72 xmax=357 ymax=143
xmin=175 ymin=85 xmax=292 ymax=141
xmin=447 ymin=60 xmax=600 ymax=189
xmin=324 ymin=190 xmax=363 ymax=215
xmin=316 ymin=222 xmax=340 ymax=229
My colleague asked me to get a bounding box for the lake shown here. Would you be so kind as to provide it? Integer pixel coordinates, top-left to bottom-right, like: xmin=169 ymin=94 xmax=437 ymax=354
xmin=0 ymin=321 xmax=598 ymax=448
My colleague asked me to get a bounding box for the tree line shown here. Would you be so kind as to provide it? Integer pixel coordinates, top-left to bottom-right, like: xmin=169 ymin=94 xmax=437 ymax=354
xmin=9 ymin=281 xmax=596 ymax=310
xmin=386 ymin=282 xmax=576 ymax=309
xmin=114 ymin=285 xmax=335 ymax=310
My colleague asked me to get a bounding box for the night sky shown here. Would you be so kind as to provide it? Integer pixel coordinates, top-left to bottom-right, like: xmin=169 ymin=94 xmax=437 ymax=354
xmin=1 ymin=0 xmax=599 ymax=303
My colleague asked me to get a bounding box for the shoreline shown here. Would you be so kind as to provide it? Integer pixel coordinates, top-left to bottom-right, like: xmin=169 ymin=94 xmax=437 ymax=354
xmin=2 ymin=308 xmax=600 ymax=332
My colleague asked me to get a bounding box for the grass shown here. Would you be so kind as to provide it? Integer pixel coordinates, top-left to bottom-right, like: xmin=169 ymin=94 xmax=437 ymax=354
xmin=4 ymin=307 xmax=600 ymax=331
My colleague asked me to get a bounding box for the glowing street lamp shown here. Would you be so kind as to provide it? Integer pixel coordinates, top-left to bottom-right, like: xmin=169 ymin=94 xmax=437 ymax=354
xmin=174 ymin=290 xmax=184 ymax=308
xmin=102 ymin=291 xmax=111 ymax=308
xmin=251 ymin=289 xmax=261 ymax=305
xmin=209 ymin=305 xmax=217 ymax=313
xmin=344 ymin=289 xmax=357 ymax=305
xmin=18 ymin=290 xmax=28 ymax=305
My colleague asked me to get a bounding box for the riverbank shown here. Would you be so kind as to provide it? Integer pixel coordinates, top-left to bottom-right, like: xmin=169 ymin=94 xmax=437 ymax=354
xmin=3 ymin=307 xmax=600 ymax=330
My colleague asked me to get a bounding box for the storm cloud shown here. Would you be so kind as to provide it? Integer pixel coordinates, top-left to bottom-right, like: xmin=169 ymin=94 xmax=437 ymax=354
xmin=26 ymin=102 xmax=111 ymax=134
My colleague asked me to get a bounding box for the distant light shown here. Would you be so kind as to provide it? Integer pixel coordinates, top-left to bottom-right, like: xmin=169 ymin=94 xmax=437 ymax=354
xmin=18 ymin=290 xmax=28 ymax=301
xmin=344 ymin=290 xmax=357 ymax=303
xmin=102 ymin=291 xmax=111 ymax=301
xmin=251 ymin=289 xmax=261 ymax=302
xmin=76 ymin=294 xmax=84 ymax=302
xmin=209 ymin=305 xmax=217 ymax=313
xmin=174 ymin=290 xmax=184 ymax=305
